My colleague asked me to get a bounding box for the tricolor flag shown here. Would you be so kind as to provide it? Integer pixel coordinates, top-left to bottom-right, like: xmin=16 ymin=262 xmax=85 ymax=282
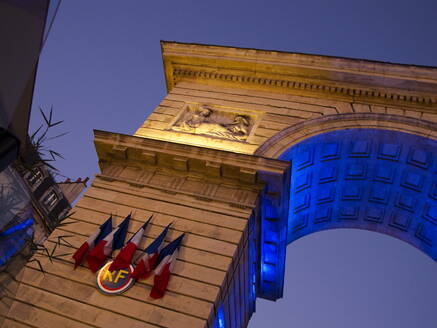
xmin=150 ymin=233 xmax=185 ymax=299
xmin=108 ymin=217 xmax=152 ymax=272
xmin=130 ymin=223 xmax=172 ymax=280
xmin=72 ymin=216 xmax=112 ymax=269
xmin=87 ymin=214 xmax=131 ymax=272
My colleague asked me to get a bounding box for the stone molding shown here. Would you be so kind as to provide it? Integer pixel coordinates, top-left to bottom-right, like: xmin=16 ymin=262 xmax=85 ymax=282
xmin=173 ymin=67 xmax=437 ymax=106
xmin=94 ymin=129 xmax=290 ymax=198
xmin=255 ymin=113 xmax=437 ymax=158
xmin=161 ymin=41 xmax=437 ymax=111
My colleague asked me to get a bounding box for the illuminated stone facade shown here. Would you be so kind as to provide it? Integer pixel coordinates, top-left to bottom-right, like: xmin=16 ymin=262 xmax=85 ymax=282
xmin=2 ymin=42 xmax=436 ymax=328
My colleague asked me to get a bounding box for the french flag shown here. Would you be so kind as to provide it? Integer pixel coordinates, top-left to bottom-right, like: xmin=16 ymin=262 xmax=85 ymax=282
xmin=72 ymin=216 xmax=112 ymax=269
xmin=109 ymin=217 xmax=152 ymax=272
xmin=87 ymin=214 xmax=131 ymax=272
xmin=150 ymin=233 xmax=185 ymax=299
xmin=130 ymin=223 xmax=171 ymax=280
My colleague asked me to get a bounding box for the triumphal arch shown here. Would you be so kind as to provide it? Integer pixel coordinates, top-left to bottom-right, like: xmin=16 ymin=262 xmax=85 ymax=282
xmin=3 ymin=42 xmax=436 ymax=328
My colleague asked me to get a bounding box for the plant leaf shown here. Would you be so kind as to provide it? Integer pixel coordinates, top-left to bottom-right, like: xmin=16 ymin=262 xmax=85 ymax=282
xmin=39 ymin=107 xmax=50 ymax=126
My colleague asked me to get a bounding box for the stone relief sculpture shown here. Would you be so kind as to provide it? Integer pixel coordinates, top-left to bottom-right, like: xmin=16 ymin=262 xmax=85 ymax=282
xmin=178 ymin=106 xmax=213 ymax=130
xmin=171 ymin=105 xmax=253 ymax=141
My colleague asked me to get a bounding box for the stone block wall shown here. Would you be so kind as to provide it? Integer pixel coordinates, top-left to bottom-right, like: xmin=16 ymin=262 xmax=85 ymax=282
xmin=135 ymin=81 xmax=437 ymax=158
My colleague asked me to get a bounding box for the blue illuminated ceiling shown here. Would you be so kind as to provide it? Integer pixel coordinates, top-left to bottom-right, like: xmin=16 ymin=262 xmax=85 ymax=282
xmin=279 ymin=129 xmax=437 ymax=261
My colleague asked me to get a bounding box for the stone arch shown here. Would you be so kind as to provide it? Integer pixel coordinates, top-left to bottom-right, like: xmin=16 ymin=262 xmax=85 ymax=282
xmin=276 ymin=128 xmax=437 ymax=261
xmin=255 ymin=113 xmax=437 ymax=158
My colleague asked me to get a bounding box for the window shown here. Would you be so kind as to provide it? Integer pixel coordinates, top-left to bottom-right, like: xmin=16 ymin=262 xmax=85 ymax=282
xmin=42 ymin=189 xmax=58 ymax=210
xmin=25 ymin=168 xmax=43 ymax=187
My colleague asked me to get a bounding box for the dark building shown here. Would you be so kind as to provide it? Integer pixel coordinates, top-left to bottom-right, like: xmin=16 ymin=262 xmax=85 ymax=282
xmin=0 ymin=1 xmax=87 ymax=323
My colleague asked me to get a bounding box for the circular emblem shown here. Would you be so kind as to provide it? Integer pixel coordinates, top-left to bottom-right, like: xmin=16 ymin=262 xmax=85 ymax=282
xmin=96 ymin=261 xmax=135 ymax=295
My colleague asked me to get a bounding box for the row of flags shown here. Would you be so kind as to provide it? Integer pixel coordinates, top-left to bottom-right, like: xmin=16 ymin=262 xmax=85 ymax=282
xmin=72 ymin=214 xmax=184 ymax=299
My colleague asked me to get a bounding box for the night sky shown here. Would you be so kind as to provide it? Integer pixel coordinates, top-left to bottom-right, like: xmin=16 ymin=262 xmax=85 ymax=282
xmin=30 ymin=1 xmax=437 ymax=327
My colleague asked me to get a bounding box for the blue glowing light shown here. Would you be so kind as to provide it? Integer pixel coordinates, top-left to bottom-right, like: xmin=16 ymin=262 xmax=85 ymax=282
xmin=257 ymin=129 xmax=437 ymax=303
xmin=258 ymin=187 xmax=289 ymax=300
xmin=0 ymin=218 xmax=34 ymax=237
xmin=280 ymin=129 xmax=437 ymax=260
xmin=214 ymin=305 xmax=225 ymax=328
xmin=0 ymin=217 xmax=34 ymax=266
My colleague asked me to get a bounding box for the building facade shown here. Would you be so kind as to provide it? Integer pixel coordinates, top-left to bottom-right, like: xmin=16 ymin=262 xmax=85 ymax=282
xmin=0 ymin=2 xmax=89 ymax=325
xmin=0 ymin=161 xmax=88 ymax=326
xmin=2 ymin=42 xmax=436 ymax=328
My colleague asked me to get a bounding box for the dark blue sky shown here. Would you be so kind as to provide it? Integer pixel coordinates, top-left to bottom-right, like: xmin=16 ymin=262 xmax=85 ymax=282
xmin=31 ymin=1 xmax=437 ymax=327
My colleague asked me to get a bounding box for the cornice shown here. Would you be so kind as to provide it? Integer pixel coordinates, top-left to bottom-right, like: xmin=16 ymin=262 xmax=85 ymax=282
xmin=161 ymin=41 xmax=437 ymax=111
xmin=93 ymin=130 xmax=290 ymax=189
xmin=161 ymin=41 xmax=437 ymax=81
xmin=172 ymin=67 xmax=437 ymax=107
